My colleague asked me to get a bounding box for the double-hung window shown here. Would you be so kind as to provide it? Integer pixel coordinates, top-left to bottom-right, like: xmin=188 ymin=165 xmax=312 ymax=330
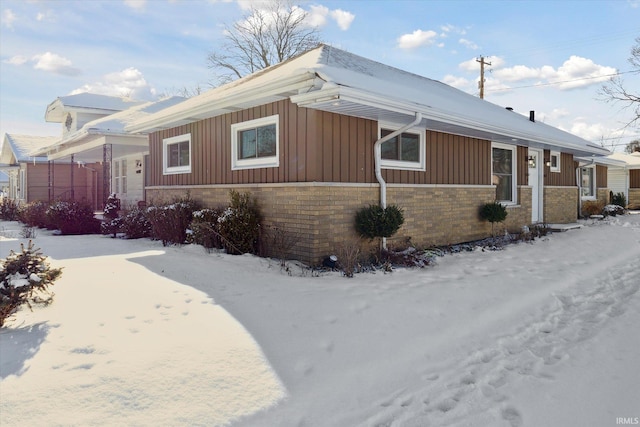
xmin=379 ymin=124 xmax=426 ymax=171
xmin=231 ymin=115 xmax=279 ymax=170
xmin=492 ymin=143 xmax=517 ymax=204
xmin=581 ymin=166 xmax=595 ymax=198
xmin=163 ymin=134 xmax=191 ymax=175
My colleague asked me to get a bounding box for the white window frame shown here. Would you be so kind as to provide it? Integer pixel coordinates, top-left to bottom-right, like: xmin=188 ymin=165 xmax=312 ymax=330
xmin=550 ymin=151 xmax=561 ymax=173
xmin=378 ymin=122 xmax=426 ymax=171
xmin=231 ymin=115 xmax=279 ymax=170
xmin=580 ymin=165 xmax=596 ymax=200
xmin=121 ymin=159 xmax=127 ymax=194
xmin=114 ymin=160 xmax=120 ymax=194
xmin=163 ymin=133 xmax=192 ymax=175
xmin=491 ymin=142 xmax=518 ymax=205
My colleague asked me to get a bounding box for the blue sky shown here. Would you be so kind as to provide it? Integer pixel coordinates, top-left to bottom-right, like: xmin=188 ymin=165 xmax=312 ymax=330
xmin=1 ymin=0 xmax=639 ymax=151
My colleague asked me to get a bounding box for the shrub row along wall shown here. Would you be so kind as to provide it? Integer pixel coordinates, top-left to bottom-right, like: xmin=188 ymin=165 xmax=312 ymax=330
xmin=147 ymin=183 xmax=541 ymax=264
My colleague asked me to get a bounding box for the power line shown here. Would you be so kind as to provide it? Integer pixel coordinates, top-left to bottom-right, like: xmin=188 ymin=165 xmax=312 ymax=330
xmin=488 ymin=70 xmax=637 ymax=93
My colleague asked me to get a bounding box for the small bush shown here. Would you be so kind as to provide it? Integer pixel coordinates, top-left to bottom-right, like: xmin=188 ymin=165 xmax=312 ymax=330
xmin=147 ymin=196 xmax=201 ymax=245
xmin=217 ymin=191 xmax=262 ymax=255
xmin=1 ymin=240 xmax=63 ymax=327
xmin=120 ymin=208 xmax=152 ymax=239
xmin=187 ymin=208 xmax=224 ymax=250
xmin=46 ymin=200 xmax=100 ymax=234
xmin=0 ymin=198 xmax=20 ymax=221
xmin=479 ymin=201 xmax=508 ymax=236
xmin=603 ymin=204 xmax=625 ymax=217
xmin=581 ymin=200 xmax=604 ymax=217
xmin=262 ymin=222 xmax=300 ymax=265
xmin=355 ymin=204 xmax=405 ymax=240
xmin=611 ymin=192 xmax=627 ymax=208
xmin=18 ymin=200 xmax=51 ymax=228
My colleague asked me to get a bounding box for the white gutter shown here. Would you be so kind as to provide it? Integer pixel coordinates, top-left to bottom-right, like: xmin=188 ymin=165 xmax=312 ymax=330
xmin=374 ymin=112 xmax=422 ymax=249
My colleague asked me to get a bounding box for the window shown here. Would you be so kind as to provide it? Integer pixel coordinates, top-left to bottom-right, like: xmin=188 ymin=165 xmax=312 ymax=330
xmin=231 ymin=115 xmax=279 ymax=170
xmin=492 ymin=143 xmax=517 ymax=204
xmin=550 ymin=151 xmax=561 ymax=173
xmin=114 ymin=161 xmax=120 ymax=194
xmin=163 ymin=134 xmax=191 ymax=174
xmin=581 ymin=166 xmax=595 ymax=198
xmin=121 ymin=160 xmax=127 ymax=194
xmin=379 ymin=124 xmax=426 ymax=171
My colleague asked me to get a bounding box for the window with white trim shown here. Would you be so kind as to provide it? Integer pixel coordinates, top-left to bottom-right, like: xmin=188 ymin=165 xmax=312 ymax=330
xmin=581 ymin=166 xmax=596 ymax=198
xmin=379 ymin=124 xmax=426 ymax=171
xmin=163 ymin=134 xmax=191 ymax=175
xmin=492 ymin=143 xmax=517 ymax=204
xmin=114 ymin=161 xmax=120 ymax=193
xmin=121 ymin=160 xmax=127 ymax=194
xmin=231 ymin=115 xmax=279 ymax=170
xmin=550 ymin=151 xmax=561 ymax=173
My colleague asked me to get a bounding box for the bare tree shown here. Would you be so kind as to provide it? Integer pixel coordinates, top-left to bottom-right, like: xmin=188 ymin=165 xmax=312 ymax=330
xmin=626 ymin=139 xmax=640 ymax=154
xmin=207 ymin=0 xmax=321 ymax=85
xmin=600 ymin=37 xmax=640 ymax=129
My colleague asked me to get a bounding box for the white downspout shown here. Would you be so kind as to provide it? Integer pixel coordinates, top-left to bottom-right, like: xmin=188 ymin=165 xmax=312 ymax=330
xmin=373 ymin=112 xmax=422 ymax=249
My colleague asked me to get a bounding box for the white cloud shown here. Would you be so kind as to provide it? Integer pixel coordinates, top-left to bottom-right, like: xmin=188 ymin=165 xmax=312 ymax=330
xmin=459 ymin=38 xmax=479 ymax=50
xmin=397 ymin=29 xmax=438 ymax=49
xmin=492 ymin=56 xmax=616 ymax=90
xmin=71 ymin=68 xmax=157 ymax=100
xmin=4 ymin=55 xmax=28 ymax=65
xmin=442 ymin=74 xmax=471 ymax=89
xmin=2 ymin=8 xmax=17 ymax=29
xmin=568 ymin=120 xmax=612 ymax=141
xmin=32 ymin=52 xmax=81 ymax=76
xmin=124 ymin=0 xmax=146 ymax=11
xmin=306 ymin=5 xmax=354 ymax=30
xmin=330 ymin=9 xmax=354 ymax=31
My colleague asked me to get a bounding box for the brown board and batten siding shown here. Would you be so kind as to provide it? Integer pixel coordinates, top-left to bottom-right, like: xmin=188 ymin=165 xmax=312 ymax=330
xmin=544 ymin=151 xmax=577 ymax=186
xmin=596 ymin=165 xmax=607 ymax=188
xmin=148 ymin=99 xmax=495 ymax=187
xmin=630 ymin=169 xmax=640 ymax=188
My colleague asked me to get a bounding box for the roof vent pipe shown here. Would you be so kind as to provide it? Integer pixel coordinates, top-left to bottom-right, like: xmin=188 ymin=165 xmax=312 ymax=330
xmin=506 ymin=107 xmax=513 ymax=111
xmin=529 ymin=110 xmax=535 ymax=122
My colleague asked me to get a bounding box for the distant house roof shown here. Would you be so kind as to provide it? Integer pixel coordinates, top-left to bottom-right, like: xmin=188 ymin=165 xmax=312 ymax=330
xmin=606 ymin=151 xmax=640 ymax=169
xmin=0 ymin=134 xmax=57 ymax=165
xmin=45 ymin=93 xmax=145 ymax=123
xmin=127 ymin=44 xmax=610 ymax=157
xmin=33 ymin=96 xmax=186 ymax=160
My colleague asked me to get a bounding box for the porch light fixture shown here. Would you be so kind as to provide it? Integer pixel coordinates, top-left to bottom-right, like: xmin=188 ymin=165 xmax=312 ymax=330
xmin=545 ymin=158 xmax=551 ymax=167
xmin=527 ymin=155 xmax=536 ymax=168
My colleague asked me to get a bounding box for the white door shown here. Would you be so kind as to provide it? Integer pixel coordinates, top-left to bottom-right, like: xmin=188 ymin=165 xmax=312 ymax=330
xmin=528 ymin=149 xmax=543 ymax=223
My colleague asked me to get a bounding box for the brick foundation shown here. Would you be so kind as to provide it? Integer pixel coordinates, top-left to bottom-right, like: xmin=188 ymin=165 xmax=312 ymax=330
xmin=629 ymin=188 xmax=640 ymax=209
xmin=544 ymin=186 xmax=578 ymax=223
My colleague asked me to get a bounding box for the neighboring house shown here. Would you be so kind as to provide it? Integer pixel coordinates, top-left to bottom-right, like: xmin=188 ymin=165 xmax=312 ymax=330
xmin=606 ymin=151 xmax=640 ymax=208
xmin=0 ymin=171 xmax=8 ymax=198
xmin=126 ymin=44 xmax=612 ymax=264
xmin=34 ymin=94 xmax=185 ymax=209
xmin=0 ymin=134 xmax=95 ymax=206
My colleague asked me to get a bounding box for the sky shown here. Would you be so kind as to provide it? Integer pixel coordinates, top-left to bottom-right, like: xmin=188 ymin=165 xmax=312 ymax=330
xmin=0 ymin=0 xmax=639 ymax=152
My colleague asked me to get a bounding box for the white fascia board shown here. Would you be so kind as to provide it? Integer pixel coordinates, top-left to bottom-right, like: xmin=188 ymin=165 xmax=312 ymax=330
xmin=575 ymin=156 xmax=626 ymax=167
xmin=292 ymin=86 xmax=610 ymax=157
xmin=126 ymin=72 xmax=318 ymax=134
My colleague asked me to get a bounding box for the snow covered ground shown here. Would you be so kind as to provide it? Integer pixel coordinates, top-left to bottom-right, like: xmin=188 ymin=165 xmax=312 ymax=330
xmin=1 ymin=215 xmax=639 ymax=427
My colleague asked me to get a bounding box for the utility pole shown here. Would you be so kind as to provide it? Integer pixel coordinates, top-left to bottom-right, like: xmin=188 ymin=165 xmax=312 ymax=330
xmin=476 ymin=56 xmax=491 ymax=99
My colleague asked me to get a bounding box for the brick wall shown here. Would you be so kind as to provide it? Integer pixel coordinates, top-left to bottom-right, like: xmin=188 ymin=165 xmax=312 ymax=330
xmin=628 ymin=188 xmax=640 ymax=209
xmin=544 ymin=186 xmax=578 ymax=223
xmin=147 ymin=183 xmax=579 ymax=264
xmin=597 ymin=188 xmax=610 ymax=205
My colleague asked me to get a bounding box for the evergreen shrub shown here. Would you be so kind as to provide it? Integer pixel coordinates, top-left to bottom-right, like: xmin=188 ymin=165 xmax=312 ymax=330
xmin=147 ymin=196 xmax=201 ymax=245
xmin=611 ymin=192 xmax=627 ymax=208
xmin=0 ymin=198 xmax=20 ymax=221
xmin=18 ymin=200 xmax=51 ymax=228
xmin=354 ymin=204 xmax=404 ymax=240
xmin=217 ymin=191 xmax=262 ymax=255
xmin=46 ymin=200 xmax=100 ymax=234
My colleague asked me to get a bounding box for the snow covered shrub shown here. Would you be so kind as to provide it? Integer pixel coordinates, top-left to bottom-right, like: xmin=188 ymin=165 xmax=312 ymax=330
xmin=479 ymin=201 xmax=508 ymax=236
xmin=216 ymin=191 xmax=262 ymax=255
xmin=611 ymin=191 xmax=627 ymax=208
xmin=0 ymin=198 xmax=20 ymax=221
xmin=354 ymin=204 xmax=405 ymax=240
xmin=603 ymin=204 xmax=625 ymax=217
xmin=187 ymin=208 xmax=224 ymax=250
xmin=0 ymin=240 xmax=62 ymax=327
xmin=581 ymin=200 xmax=604 ymax=217
xmin=119 ymin=208 xmax=152 ymax=239
xmin=18 ymin=200 xmax=51 ymax=228
xmin=147 ymin=196 xmax=201 ymax=246
xmin=46 ymin=200 xmax=100 ymax=234
xmin=101 ymin=195 xmax=122 ymax=237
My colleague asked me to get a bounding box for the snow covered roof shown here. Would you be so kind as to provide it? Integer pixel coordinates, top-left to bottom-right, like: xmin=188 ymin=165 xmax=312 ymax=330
xmin=606 ymin=151 xmax=640 ymax=169
xmin=0 ymin=134 xmax=57 ymax=165
xmin=34 ymin=97 xmax=186 ymax=160
xmin=127 ymin=44 xmax=610 ymax=157
xmin=45 ymin=93 xmax=145 ymax=123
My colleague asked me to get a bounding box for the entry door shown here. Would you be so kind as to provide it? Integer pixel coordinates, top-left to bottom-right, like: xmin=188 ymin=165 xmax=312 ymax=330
xmin=528 ymin=149 xmax=543 ymax=223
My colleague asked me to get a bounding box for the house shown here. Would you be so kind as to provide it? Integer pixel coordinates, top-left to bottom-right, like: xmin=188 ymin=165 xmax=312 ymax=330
xmin=126 ymin=44 xmax=612 ymax=264
xmin=0 ymin=133 xmax=93 ymax=206
xmin=0 ymin=171 xmax=8 ymax=198
xmin=34 ymin=94 xmax=185 ymax=209
xmin=606 ymin=151 xmax=640 ymax=208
